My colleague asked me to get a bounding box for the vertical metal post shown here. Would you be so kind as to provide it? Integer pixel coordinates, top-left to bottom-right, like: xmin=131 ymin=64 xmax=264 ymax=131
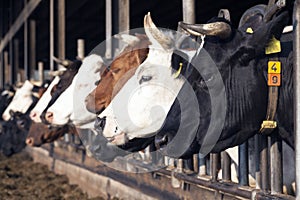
xmin=49 ymin=0 xmax=54 ymax=71
xmin=118 ymin=0 xmax=129 ymax=33
xmin=29 ymin=20 xmax=36 ymax=80
xmin=105 ymin=0 xmax=112 ymax=59
xmin=58 ymin=0 xmax=66 ymax=69
xmin=211 ymin=153 xmax=219 ymax=181
xmin=238 ymin=142 xmax=249 ymax=186
xmin=0 ymin=52 xmax=3 ymax=87
xmin=4 ymin=51 xmax=9 ymax=84
xmin=270 ymin=132 xmax=283 ymax=194
xmin=24 ymin=0 xmax=29 ymax=80
xmin=77 ymin=39 xmax=85 ymax=60
xmin=38 ymin=62 xmax=44 ymax=84
xmin=9 ymin=0 xmax=13 ymax=84
xmin=193 ymin=154 xmax=199 ymax=173
xmin=255 ymin=135 xmax=261 ymax=189
xmin=13 ymin=39 xmax=19 ymax=84
xmin=260 ymin=135 xmax=270 ymax=191
xmin=293 ymin=0 xmax=300 ymax=199
xmin=182 ymin=0 xmax=195 ymax=24
xmin=221 ymin=151 xmax=231 ymax=181
xmin=177 ymin=159 xmax=183 ymax=173
xmin=198 ymin=155 xmax=206 ymax=176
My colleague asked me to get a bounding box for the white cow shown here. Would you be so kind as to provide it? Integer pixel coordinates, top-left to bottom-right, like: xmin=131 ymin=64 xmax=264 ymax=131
xmin=30 ymin=76 xmax=60 ymax=123
xmin=98 ymin=13 xmax=197 ymax=145
xmin=45 ymin=54 xmax=104 ymax=128
xmin=2 ymin=80 xmax=35 ymax=121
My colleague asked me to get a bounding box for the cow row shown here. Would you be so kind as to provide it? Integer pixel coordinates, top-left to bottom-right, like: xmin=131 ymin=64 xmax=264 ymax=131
xmin=0 ymin=3 xmax=296 ymax=194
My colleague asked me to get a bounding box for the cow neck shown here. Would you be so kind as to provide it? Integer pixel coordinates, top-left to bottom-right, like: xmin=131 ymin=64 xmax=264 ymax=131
xmin=259 ymin=36 xmax=281 ymax=135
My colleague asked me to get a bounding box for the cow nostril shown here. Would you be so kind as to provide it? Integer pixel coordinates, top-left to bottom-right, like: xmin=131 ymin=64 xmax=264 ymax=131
xmin=26 ymin=138 xmax=34 ymax=146
xmin=94 ymin=117 xmax=106 ymax=131
xmin=45 ymin=112 xmax=53 ymax=122
xmin=155 ymin=135 xmax=168 ymax=149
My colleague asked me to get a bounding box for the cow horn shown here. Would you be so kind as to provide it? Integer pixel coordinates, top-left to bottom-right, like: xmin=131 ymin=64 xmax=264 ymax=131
xmin=144 ymin=12 xmax=173 ymax=50
xmin=179 ymin=21 xmax=232 ymax=39
xmin=52 ymin=56 xmax=73 ymax=67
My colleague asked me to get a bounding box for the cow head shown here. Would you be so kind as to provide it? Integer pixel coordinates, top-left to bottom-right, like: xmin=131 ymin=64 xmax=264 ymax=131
xmin=40 ymin=59 xmax=82 ymax=124
xmin=85 ymin=34 xmax=150 ymax=114
xmin=42 ymin=54 xmax=104 ymax=127
xmin=26 ymin=122 xmax=77 ymax=147
xmin=153 ymin=11 xmax=290 ymax=158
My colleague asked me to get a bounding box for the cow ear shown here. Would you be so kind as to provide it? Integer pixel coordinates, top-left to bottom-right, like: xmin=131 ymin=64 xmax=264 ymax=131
xmin=250 ymin=11 xmax=289 ymax=54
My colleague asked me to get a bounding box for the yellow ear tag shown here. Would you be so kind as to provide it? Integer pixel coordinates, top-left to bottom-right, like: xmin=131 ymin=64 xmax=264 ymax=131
xmin=246 ymin=27 xmax=254 ymax=34
xmin=174 ymin=62 xmax=183 ymax=78
xmin=265 ymin=36 xmax=281 ymax=55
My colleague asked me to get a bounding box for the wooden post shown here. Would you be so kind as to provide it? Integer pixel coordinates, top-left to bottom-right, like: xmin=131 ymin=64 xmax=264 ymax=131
xmin=118 ymin=0 xmax=130 ymax=33
xmin=9 ymin=0 xmax=13 ymax=84
xmin=38 ymin=62 xmax=44 ymax=84
xmin=58 ymin=0 xmax=66 ymax=69
xmin=0 ymin=52 xmax=3 ymax=87
xmin=4 ymin=51 xmax=10 ymax=84
xmin=24 ymin=0 xmax=29 ymax=80
xmin=77 ymin=39 xmax=85 ymax=60
xmin=13 ymin=39 xmax=19 ymax=84
xmin=182 ymin=0 xmax=195 ymax=24
xmin=29 ymin=20 xmax=36 ymax=80
xmin=49 ymin=0 xmax=54 ymax=71
xmin=105 ymin=0 xmax=112 ymax=59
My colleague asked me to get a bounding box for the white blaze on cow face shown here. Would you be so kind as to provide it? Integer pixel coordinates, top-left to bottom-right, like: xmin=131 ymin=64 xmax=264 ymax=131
xmin=46 ymin=54 xmax=104 ymax=127
xmin=2 ymin=80 xmax=34 ymax=121
xmin=30 ymin=76 xmax=60 ymax=123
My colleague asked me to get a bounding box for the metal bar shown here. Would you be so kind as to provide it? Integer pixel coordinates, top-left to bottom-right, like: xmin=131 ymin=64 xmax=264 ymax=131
xmin=193 ymin=154 xmax=198 ymax=173
xmin=49 ymin=0 xmax=54 ymax=71
xmin=118 ymin=0 xmax=129 ymax=33
xmin=270 ymin=132 xmax=283 ymax=194
xmin=0 ymin=52 xmax=3 ymax=87
xmin=24 ymin=0 xmax=29 ymax=80
xmin=255 ymin=135 xmax=261 ymax=189
xmin=58 ymin=0 xmax=66 ymax=69
xmin=38 ymin=62 xmax=44 ymax=83
xmin=211 ymin=153 xmax=219 ymax=181
xmin=77 ymin=39 xmax=85 ymax=59
xmin=13 ymin=39 xmax=19 ymax=84
xmin=198 ymin=155 xmax=206 ymax=176
xmin=9 ymin=0 xmax=13 ymax=84
xmin=260 ymin=135 xmax=270 ymax=191
xmin=0 ymin=0 xmax=41 ymax=53
xmin=29 ymin=20 xmax=36 ymax=80
xmin=9 ymin=41 xmax=13 ymax=84
xmin=293 ymin=0 xmax=300 ymax=199
xmin=105 ymin=0 xmax=112 ymax=59
xmin=4 ymin=51 xmax=9 ymax=84
xmin=182 ymin=0 xmax=195 ymax=24
xmin=177 ymin=159 xmax=183 ymax=173
xmin=221 ymin=151 xmax=231 ymax=181
xmin=238 ymin=142 xmax=249 ymax=186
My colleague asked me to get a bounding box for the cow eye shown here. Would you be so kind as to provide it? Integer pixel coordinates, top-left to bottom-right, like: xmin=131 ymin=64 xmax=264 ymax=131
xmin=94 ymin=80 xmax=100 ymax=86
xmin=139 ymin=75 xmax=152 ymax=84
